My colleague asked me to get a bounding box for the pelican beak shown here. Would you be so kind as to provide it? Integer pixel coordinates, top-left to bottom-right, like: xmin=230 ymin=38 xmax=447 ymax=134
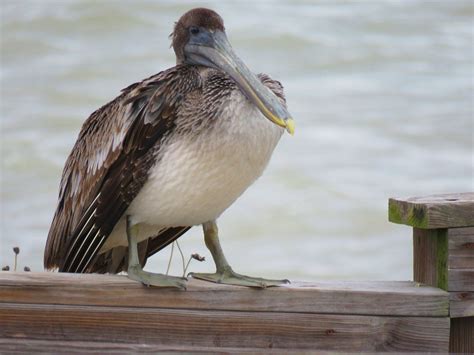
xmin=184 ymin=30 xmax=295 ymax=135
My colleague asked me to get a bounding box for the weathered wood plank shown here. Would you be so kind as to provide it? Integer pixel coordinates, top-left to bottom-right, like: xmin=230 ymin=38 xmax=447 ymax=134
xmin=0 ymin=302 xmax=450 ymax=352
xmin=0 ymin=338 xmax=324 ymax=354
xmin=450 ymin=317 xmax=474 ymax=352
xmin=413 ymin=228 xmax=448 ymax=290
xmin=0 ymin=272 xmax=449 ymax=317
xmin=448 ymin=226 xmax=474 ymax=292
xmin=448 ymin=269 xmax=474 ymax=291
xmin=449 ymin=253 xmax=474 ymax=269
xmin=449 ymin=226 xmax=474 ymax=242
xmin=449 ymin=227 xmax=474 ymax=269
xmin=389 ymin=192 xmax=474 ymax=229
xmin=450 ymin=292 xmax=474 ymax=318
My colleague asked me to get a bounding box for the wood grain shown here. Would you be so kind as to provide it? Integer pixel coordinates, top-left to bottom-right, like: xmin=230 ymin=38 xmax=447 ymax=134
xmin=0 ymin=272 xmax=449 ymax=317
xmin=389 ymin=192 xmax=474 ymax=229
xmin=413 ymin=228 xmax=448 ymax=290
xmin=447 ymin=228 xmax=474 ymax=318
xmin=449 ymin=227 xmax=474 ymax=269
xmin=450 ymin=292 xmax=474 ymax=318
xmin=0 ymin=302 xmax=450 ymax=352
xmin=450 ymin=317 xmax=474 ymax=352
xmin=0 ymin=338 xmax=325 ymax=354
xmin=448 ymin=269 xmax=474 ymax=291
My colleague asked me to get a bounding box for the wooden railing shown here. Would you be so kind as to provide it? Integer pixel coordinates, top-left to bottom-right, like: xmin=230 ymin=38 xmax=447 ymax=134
xmin=0 ymin=192 xmax=472 ymax=352
xmin=389 ymin=192 xmax=473 ymax=352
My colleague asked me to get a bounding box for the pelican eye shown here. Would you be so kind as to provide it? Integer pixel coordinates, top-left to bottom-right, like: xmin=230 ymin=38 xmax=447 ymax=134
xmin=189 ymin=26 xmax=200 ymax=35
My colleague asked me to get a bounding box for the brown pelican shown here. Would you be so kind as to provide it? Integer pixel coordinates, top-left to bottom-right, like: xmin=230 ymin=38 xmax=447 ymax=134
xmin=44 ymin=8 xmax=294 ymax=289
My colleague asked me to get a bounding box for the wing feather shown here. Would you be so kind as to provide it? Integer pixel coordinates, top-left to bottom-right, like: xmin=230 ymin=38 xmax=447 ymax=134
xmin=44 ymin=65 xmax=200 ymax=273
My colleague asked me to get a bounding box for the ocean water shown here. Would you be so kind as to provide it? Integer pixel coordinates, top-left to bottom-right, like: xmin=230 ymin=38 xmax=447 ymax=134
xmin=1 ymin=0 xmax=472 ymax=281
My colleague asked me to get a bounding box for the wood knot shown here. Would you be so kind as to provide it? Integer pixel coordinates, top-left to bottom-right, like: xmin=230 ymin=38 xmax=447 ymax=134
xmin=325 ymin=329 xmax=336 ymax=336
xmin=462 ymin=242 xmax=474 ymax=250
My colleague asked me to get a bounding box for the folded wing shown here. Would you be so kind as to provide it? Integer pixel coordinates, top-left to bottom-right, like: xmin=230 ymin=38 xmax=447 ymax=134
xmin=44 ymin=66 xmax=200 ymax=273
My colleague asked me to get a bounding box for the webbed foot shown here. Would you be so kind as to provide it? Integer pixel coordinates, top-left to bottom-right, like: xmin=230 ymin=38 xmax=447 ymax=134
xmin=128 ymin=265 xmax=187 ymax=289
xmin=189 ymin=266 xmax=289 ymax=288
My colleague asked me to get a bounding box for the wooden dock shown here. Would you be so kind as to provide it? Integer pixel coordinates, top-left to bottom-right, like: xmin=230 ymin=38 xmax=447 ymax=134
xmin=1 ymin=192 xmax=473 ymax=352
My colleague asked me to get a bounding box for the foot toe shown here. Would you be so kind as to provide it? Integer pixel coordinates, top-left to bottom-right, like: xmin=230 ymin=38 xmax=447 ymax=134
xmin=127 ymin=269 xmax=187 ymax=289
xmin=188 ymin=271 xmax=289 ymax=288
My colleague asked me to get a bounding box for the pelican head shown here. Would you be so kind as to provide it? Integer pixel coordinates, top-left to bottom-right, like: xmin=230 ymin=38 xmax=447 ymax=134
xmin=171 ymin=8 xmax=295 ymax=135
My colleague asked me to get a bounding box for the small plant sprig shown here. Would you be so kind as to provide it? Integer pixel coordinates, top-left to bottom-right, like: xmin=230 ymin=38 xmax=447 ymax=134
xmin=13 ymin=247 xmax=19 ymax=271
xmin=184 ymin=253 xmax=205 ymax=277
xmin=1 ymin=247 xmax=31 ymax=272
xmin=165 ymin=241 xmax=205 ymax=277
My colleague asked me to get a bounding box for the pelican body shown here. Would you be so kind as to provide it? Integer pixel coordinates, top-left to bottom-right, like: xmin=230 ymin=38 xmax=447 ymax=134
xmin=44 ymin=8 xmax=294 ymax=288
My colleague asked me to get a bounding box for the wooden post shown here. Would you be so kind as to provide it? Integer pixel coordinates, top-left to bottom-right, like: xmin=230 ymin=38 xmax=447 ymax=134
xmin=389 ymin=192 xmax=474 ymax=353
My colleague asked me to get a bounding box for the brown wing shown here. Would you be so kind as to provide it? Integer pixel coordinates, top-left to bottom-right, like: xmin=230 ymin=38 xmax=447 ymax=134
xmin=44 ymin=65 xmax=201 ymax=273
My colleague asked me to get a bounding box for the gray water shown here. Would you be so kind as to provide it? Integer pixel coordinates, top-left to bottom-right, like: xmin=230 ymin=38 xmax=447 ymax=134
xmin=1 ymin=0 xmax=472 ymax=281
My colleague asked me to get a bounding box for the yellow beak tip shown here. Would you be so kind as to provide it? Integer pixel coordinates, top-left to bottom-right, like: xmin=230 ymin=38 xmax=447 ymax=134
xmin=285 ymin=118 xmax=295 ymax=136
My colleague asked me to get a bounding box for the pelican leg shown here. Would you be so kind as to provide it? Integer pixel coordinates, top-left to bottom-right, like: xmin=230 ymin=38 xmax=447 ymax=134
xmin=126 ymin=216 xmax=187 ymax=289
xmin=189 ymin=221 xmax=290 ymax=288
